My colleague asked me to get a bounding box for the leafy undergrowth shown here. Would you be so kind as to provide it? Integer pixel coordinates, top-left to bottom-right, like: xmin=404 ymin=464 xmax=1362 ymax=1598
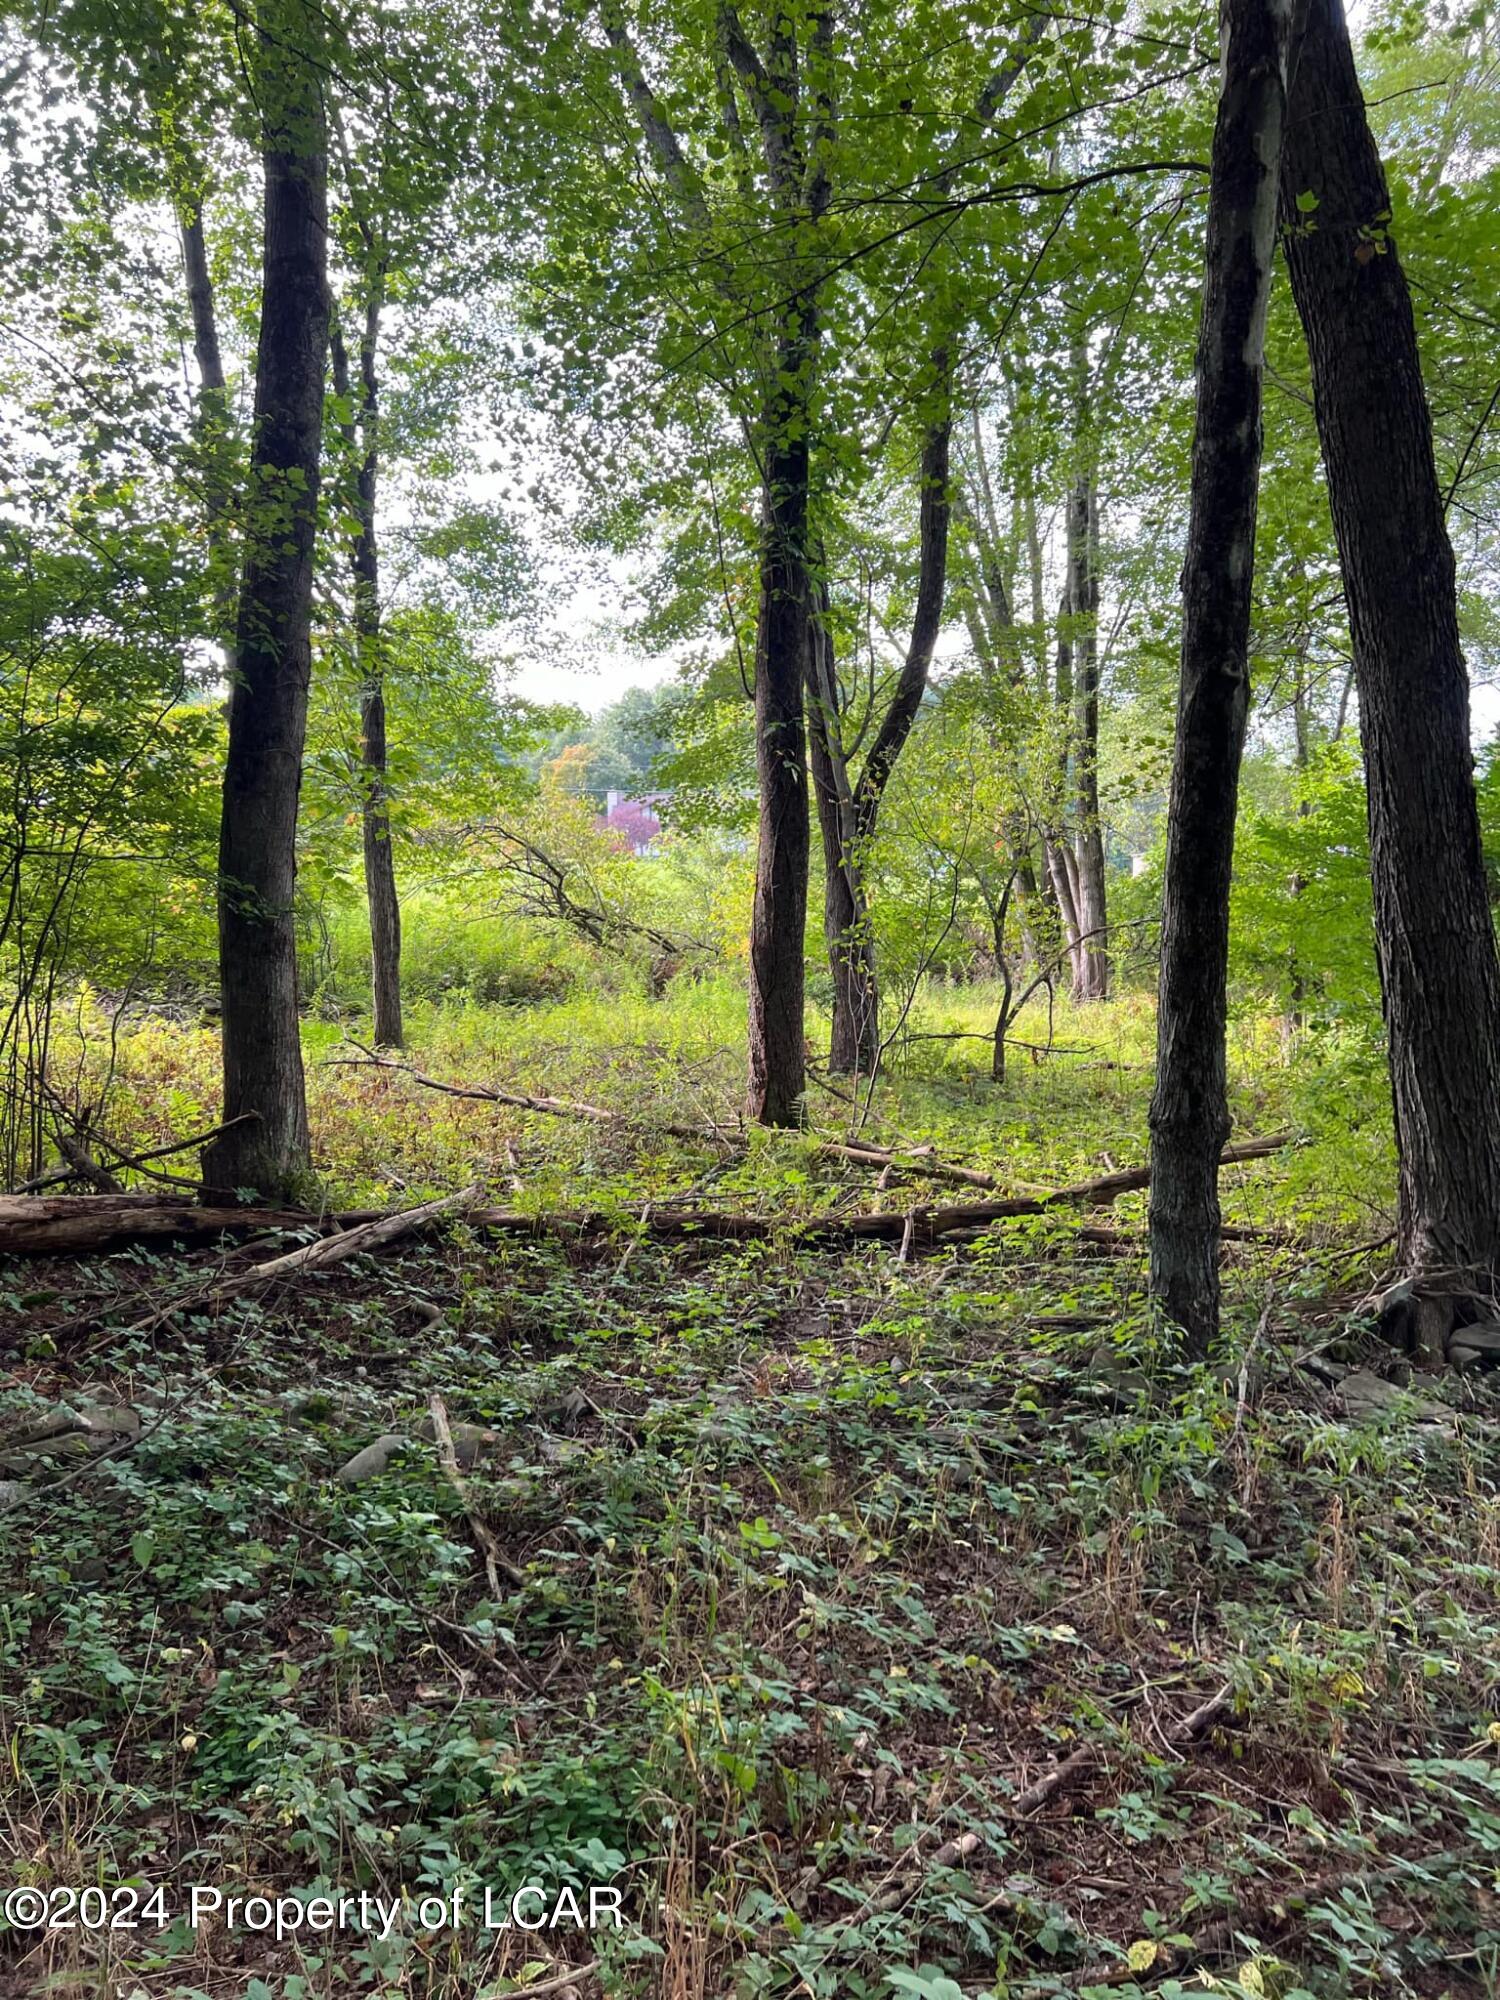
xmin=3 ymin=1001 xmax=1497 ymax=2000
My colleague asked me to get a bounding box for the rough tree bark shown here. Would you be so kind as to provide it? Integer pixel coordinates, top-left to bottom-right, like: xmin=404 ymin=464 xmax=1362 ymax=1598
xmin=331 ymin=285 xmax=403 ymax=1050
xmin=1279 ymin=0 xmax=1500 ymax=1354
xmin=200 ymin=0 xmax=329 ymax=1204
xmin=746 ymin=296 xmax=817 ymax=1126
xmin=1148 ymin=0 xmax=1292 ymax=1352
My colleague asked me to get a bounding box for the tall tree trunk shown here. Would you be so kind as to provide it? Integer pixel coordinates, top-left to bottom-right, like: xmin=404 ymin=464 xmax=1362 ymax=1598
xmin=802 ymin=403 xmax=952 ymax=1078
xmin=201 ymin=0 xmax=329 ymax=1204
xmin=1280 ymin=0 xmax=1500 ymax=1349
xmin=959 ymin=514 xmax=1045 ymax=969
xmin=176 ymin=197 xmax=238 ymax=674
xmin=747 ymin=302 xmax=815 ymax=1127
xmin=806 ymin=582 xmax=879 ymax=1075
xmin=1285 ymin=609 xmax=1312 ymax=1034
xmin=1066 ymin=351 xmax=1108 ymax=1002
xmin=1148 ymin=0 xmax=1292 ymax=1352
xmin=1044 ymin=586 xmax=1084 ymax=989
xmin=332 ymin=295 xmax=403 ymax=1049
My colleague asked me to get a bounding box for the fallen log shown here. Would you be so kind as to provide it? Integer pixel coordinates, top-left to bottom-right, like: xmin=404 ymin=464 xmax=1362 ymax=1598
xmin=0 ymin=1135 xmax=1293 ymax=1261
xmin=0 ymin=1193 xmax=352 ymax=1256
xmin=821 ymin=1140 xmax=1007 ymax=1192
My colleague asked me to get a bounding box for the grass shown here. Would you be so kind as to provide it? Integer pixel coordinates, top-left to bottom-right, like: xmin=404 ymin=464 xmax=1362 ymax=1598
xmin=2 ymin=982 xmax=1496 ymax=1999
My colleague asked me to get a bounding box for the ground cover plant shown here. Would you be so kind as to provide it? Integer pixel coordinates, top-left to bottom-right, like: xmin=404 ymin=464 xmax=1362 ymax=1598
xmin=3 ymin=987 xmax=1498 ymax=1999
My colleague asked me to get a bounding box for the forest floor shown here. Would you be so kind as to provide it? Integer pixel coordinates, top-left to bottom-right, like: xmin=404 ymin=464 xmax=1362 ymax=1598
xmin=2 ymin=985 xmax=1499 ymax=2000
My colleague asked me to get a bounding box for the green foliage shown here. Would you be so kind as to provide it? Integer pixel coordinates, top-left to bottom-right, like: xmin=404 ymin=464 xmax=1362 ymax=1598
xmin=1230 ymin=742 xmax=1379 ymax=1019
xmin=4 ymin=988 xmax=1496 ymax=1997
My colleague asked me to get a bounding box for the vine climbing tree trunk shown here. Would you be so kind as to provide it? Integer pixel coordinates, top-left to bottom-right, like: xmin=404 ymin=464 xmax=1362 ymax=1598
xmin=1149 ymin=0 xmax=1293 ymax=1352
xmin=201 ymin=0 xmax=329 ymax=1204
xmin=1279 ymin=0 xmax=1500 ymax=1354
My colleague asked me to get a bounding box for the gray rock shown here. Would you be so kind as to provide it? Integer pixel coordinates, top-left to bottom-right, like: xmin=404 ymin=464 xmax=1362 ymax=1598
xmin=1448 ymin=1322 xmax=1500 ymax=1368
xmin=0 ymin=1479 xmax=35 ymax=1511
xmin=1337 ymin=1369 xmax=1453 ymax=1425
xmin=1085 ymin=1343 xmax=1152 ymax=1407
xmin=0 ymin=1405 xmax=83 ymax=1451
xmin=0 ymin=1432 xmax=92 ymax=1470
xmin=1294 ymin=1350 xmax=1348 ymax=1387
xmin=336 ymin=1434 xmax=412 ymax=1483
xmin=78 ymin=1406 xmax=142 ymax=1443
xmin=540 ymin=1387 xmax=593 ymax=1427
xmin=414 ymin=1416 xmax=501 ymax=1467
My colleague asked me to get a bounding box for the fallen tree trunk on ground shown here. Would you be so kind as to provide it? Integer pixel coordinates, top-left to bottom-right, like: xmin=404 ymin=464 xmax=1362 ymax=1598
xmin=0 ymin=1137 xmax=1291 ymax=1259
xmin=0 ymin=1194 xmax=352 ymax=1255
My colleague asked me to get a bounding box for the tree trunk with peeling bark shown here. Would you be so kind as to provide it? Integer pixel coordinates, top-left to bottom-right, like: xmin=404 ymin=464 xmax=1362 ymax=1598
xmin=1279 ymin=0 xmax=1500 ymax=1354
xmin=201 ymin=0 xmax=328 ymax=1205
xmin=1149 ymin=0 xmax=1292 ymax=1352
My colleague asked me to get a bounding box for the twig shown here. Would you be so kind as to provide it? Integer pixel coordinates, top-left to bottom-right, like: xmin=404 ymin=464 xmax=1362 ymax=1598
xmin=501 ymin=1961 xmax=599 ymax=1997
xmin=117 ymin=1187 xmax=478 ymax=1333
xmin=1007 ymin=1684 xmax=1236 ymax=1817
xmin=1010 ymin=1744 xmax=1097 ymax=1815
xmin=427 ymin=1394 xmax=525 ymax=1594
xmin=17 ymin=1111 xmax=261 ymax=1194
xmin=897 ymin=1209 xmax=919 ymax=1263
xmin=329 ymin=1044 xmax=738 ymax=1146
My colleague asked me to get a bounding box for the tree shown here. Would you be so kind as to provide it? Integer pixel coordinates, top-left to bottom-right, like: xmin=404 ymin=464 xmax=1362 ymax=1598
xmin=1148 ymin=0 xmax=1293 ymax=1352
xmin=805 ymin=413 xmax=951 ymax=1077
xmin=556 ymin=0 xmax=1179 ymax=1120
xmin=321 ymin=9 xmax=501 ymax=1050
xmin=201 ymin=0 xmax=329 ymax=1203
xmin=1279 ymin=0 xmax=1500 ymax=1356
xmin=329 ymin=290 xmax=403 ymax=1048
xmin=1063 ymin=342 xmax=1109 ymax=1002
